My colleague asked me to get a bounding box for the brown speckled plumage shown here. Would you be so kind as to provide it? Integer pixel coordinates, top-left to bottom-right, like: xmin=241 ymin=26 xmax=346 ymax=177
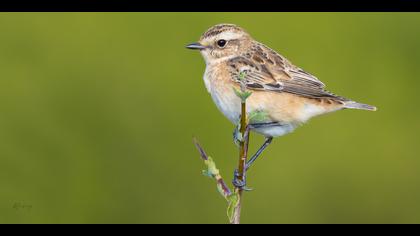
xmin=189 ymin=24 xmax=376 ymax=138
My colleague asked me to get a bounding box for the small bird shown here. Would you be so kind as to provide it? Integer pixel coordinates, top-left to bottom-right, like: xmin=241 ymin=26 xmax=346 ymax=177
xmin=187 ymin=24 xmax=376 ymax=187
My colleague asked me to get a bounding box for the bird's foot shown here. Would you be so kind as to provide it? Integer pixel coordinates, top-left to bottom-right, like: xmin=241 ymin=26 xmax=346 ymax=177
xmin=232 ymin=169 xmax=252 ymax=191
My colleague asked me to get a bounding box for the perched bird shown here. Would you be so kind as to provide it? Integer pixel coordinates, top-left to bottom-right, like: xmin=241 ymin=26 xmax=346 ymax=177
xmin=186 ymin=24 xmax=376 ymax=187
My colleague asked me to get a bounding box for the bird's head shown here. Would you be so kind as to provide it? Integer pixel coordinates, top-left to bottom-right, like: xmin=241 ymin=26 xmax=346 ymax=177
xmin=186 ymin=24 xmax=252 ymax=64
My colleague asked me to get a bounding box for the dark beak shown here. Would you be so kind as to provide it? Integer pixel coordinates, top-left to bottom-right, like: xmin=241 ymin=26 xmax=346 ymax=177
xmin=186 ymin=42 xmax=207 ymax=50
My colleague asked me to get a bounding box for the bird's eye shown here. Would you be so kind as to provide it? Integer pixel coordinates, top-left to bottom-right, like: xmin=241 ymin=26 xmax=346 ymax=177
xmin=217 ymin=39 xmax=227 ymax=48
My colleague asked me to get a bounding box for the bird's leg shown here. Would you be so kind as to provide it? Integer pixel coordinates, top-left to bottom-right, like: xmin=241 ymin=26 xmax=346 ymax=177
xmin=232 ymin=117 xmax=251 ymax=190
xmin=244 ymin=122 xmax=278 ymax=170
xmin=245 ymin=137 xmax=273 ymax=171
xmin=232 ymin=122 xmax=277 ymax=189
xmin=232 ymin=137 xmax=273 ymax=189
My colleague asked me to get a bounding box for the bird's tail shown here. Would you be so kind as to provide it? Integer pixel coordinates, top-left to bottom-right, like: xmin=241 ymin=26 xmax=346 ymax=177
xmin=344 ymin=101 xmax=377 ymax=111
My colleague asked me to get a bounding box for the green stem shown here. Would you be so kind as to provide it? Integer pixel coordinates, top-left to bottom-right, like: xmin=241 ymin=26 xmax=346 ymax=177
xmin=231 ymin=100 xmax=250 ymax=224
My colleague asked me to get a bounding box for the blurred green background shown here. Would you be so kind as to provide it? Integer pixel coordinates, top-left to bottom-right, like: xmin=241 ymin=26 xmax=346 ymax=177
xmin=0 ymin=12 xmax=419 ymax=224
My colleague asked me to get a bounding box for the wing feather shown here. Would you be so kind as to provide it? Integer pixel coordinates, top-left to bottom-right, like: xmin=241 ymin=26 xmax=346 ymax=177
xmin=227 ymin=43 xmax=348 ymax=101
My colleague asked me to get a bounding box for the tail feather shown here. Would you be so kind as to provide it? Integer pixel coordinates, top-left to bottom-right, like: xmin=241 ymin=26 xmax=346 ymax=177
xmin=344 ymin=101 xmax=377 ymax=111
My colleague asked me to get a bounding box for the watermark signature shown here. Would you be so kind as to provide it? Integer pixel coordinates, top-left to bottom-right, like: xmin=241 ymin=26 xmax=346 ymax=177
xmin=12 ymin=202 xmax=32 ymax=211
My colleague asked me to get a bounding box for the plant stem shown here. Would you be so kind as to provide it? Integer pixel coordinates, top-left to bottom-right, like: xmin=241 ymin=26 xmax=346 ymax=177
xmin=231 ymin=100 xmax=250 ymax=224
xmin=193 ymin=137 xmax=232 ymax=198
